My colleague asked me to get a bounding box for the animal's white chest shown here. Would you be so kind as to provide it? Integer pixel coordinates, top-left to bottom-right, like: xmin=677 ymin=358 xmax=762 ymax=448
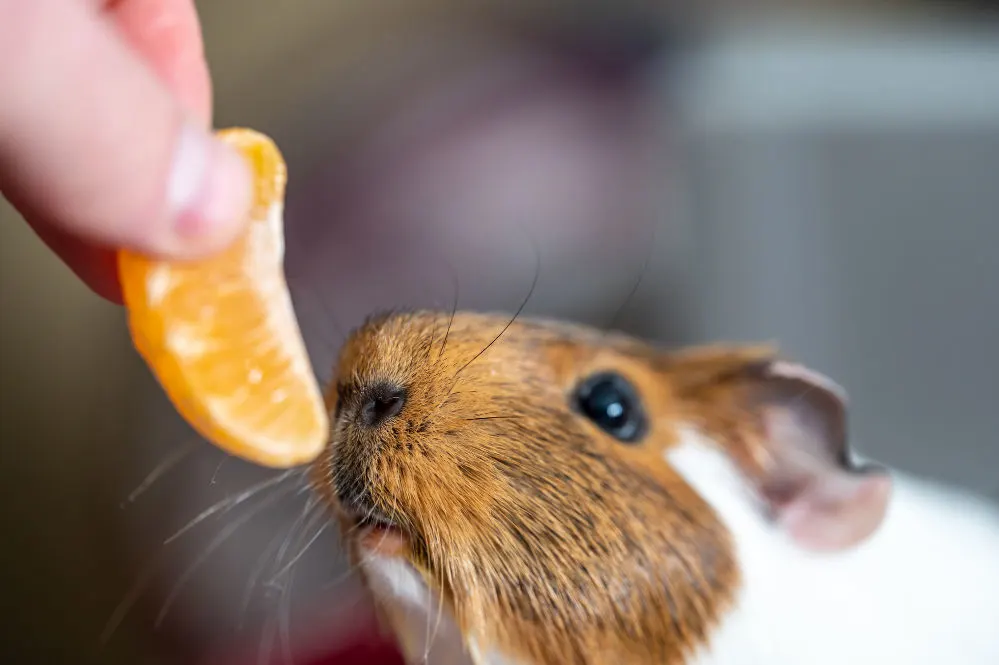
xmin=360 ymin=553 xmax=528 ymax=665
xmin=669 ymin=438 xmax=999 ymax=665
xmin=358 ymin=439 xmax=999 ymax=665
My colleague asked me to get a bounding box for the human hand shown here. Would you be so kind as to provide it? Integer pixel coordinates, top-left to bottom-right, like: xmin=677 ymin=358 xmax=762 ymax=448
xmin=0 ymin=0 xmax=252 ymax=303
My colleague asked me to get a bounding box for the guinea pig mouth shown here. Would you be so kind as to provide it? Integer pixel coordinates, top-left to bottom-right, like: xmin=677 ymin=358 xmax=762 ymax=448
xmin=341 ymin=510 xmax=410 ymax=557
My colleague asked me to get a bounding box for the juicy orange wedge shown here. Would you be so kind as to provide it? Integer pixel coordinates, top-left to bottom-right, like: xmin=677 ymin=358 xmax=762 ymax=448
xmin=118 ymin=127 xmax=328 ymax=469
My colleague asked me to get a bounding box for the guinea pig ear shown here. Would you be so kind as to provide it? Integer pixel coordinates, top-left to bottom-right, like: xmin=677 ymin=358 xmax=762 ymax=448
xmin=740 ymin=361 xmax=892 ymax=553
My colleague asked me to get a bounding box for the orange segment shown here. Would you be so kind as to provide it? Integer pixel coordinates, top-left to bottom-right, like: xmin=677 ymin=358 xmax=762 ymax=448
xmin=118 ymin=127 xmax=328 ymax=468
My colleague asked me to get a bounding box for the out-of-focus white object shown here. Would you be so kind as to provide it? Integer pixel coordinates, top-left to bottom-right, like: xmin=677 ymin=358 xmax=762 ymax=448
xmin=663 ymin=19 xmax=999 ymax=496
xmin=677 ymin=21 xmax=999 ymax=132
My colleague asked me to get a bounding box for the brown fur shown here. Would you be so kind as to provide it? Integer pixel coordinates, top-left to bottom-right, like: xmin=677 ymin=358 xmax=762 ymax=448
xmin=312 ymin=311 xmax=788 ymax=665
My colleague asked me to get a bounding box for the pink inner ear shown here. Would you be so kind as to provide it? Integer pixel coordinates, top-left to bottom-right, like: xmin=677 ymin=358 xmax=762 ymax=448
xmin=776 ymin=471 xmax=893 ymax=553
xmin=748 ymin=359 xmax=893 ymax=552
xmin=767 ymin=361 xmax=849 ymax=405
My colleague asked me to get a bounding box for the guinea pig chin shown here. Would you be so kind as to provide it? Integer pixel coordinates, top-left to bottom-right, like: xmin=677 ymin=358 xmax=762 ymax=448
xmin=321 ymin=457 xmax=412 ymax=559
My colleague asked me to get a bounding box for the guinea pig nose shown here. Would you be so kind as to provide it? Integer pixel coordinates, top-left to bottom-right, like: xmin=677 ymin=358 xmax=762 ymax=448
xmin=358 ymin=383 xmax=406 ymax=428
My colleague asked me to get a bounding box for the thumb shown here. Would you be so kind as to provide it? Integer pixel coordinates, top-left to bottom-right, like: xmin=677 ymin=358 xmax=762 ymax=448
xmin=0 ymin=0 xmax=251 ymax=261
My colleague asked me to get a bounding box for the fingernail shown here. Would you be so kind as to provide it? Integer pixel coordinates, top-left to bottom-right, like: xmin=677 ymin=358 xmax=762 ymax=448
xmin=167 ymin=122 xmax=252 ymax=252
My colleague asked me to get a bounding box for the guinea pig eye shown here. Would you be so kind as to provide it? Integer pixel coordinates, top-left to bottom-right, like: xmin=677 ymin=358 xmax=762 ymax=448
xmin=572 ymin=372 xmax=647 ymax=443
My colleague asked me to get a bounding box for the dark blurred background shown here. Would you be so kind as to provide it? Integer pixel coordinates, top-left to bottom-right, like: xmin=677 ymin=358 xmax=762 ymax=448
xmin=2 ymin=1 xmax=999 ymax=664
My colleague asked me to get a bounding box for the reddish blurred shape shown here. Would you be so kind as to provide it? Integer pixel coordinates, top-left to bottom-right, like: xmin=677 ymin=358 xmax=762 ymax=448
xmin=207 ymin=591 xmax=404 ymax=665
xmin=294 ymin=628 xmax=404 ymax=665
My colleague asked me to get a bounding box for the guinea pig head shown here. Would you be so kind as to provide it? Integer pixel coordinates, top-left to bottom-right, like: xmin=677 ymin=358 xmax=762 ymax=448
xmin=312 ymin=311 xmax=892 ymax=665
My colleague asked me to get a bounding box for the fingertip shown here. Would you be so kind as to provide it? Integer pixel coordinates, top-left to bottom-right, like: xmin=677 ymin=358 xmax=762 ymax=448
xmin=0 ymin=0 xmax=249 ymax=265
xmin=166 ymin=123 xmax=253 ymax=257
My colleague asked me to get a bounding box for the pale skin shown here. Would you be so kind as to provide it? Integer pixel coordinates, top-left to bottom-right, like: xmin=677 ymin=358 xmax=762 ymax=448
xmin=0 ymin=0 xmax=252 ymax=303
xmin=0 ymin=3 xmax=392 ymax=657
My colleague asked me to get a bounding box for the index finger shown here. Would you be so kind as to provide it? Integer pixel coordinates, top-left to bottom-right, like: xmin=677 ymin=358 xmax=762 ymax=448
xmin=15 ymin=0 xmax=216 ymax=303
xmin=106 ymin=0 xmax=211 ymax=123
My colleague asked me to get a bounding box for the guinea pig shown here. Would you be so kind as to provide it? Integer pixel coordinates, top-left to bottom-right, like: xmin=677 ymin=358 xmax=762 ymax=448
xmin=311 ymin=310 xmax=999 ymax=665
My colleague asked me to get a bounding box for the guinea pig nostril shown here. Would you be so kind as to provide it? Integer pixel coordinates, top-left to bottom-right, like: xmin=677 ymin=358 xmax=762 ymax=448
xmin=358 ymin=383 xmax=406 ymax=428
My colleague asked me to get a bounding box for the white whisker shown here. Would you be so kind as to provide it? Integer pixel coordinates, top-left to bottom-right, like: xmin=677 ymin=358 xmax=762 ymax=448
xmin=210 ymin=458 xmax=227 ymax=485
xmin=124 ymin=439 xmax=198 ymax=505
xmin=268 ymin=521 xmax=329 ymax=586
xmin=425 ymin=552 xmax=447 ymax=663
xmin=279 ymin=563 xmax=296 ymax=665
xmin=258 ymin=615 xmax=278 ymax=665
xmin=163 ymin=469 xmax=300 ymax=545
xmin=271 ymin=495 xmax=319 ymax=576
xmin=100 ymin=548 xmax=166 ymax=644
xmin=240 ymin=525 xmax=294 ymax=630
xmin=155 ymin=483 xmax=296 ymax=627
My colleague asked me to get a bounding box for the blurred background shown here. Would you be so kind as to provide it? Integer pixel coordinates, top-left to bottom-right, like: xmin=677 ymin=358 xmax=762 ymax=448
xmin=2 ymin=1 xmax=998 ymax=663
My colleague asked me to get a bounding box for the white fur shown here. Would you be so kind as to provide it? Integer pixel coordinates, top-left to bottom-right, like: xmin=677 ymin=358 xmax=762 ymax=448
xmin=359 ymin=431 xmax=999 ymax=665
xmin=669 ymin=428 xmax=999 ymax=665
xmin=360 ymin=552 xmax=521 ymax=665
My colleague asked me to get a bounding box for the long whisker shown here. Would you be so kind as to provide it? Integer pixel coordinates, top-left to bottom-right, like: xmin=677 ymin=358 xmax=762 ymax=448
xmin=438 ymin=268 xmax=460 ymax=361
xmin=425 ymin=548 xmax=448 ymax=663
xmin=163 ymin=469 xmax=301 ymax=545
xmin=240 ymin=525 xmax=296 ymax=630
xmin=278 ymin=562 xmax=297 ymax=665
xmin=269 ymin=521 xmax=329 ymax=587
xmin=318 ymin=514 xmax=376 ymax=591
xmin=320 ymin=557 xmax=361 ymax=591
xmin=286 ymin=278 xmax=346 ymax=380
xmin=270 ymin=495 xmax=320 ymax=580
xmin=317 ymin=488 xmax=408 ymax=591
xmin=424 ymin=315 xmax=440 ymax=364
xmin=604 ymin=220 xmax=657 ymax=333
xmin=155 ymin=483 xmax=297 ymax=627
xmin=266 ymin=497 xmax=327 ymax=589
xmin=258 ymin=615 xmax=278 ymax=665
xmin=293 ymin=275 xmax=347 ymax=346
xmin=451 ymin=238 xmax=541 ymax=380
xmin=100 ymin=547 xmax=167 ymax=644
xmin=210 ymin=458 xmax=227 ymax=485
xmin=123 ymin=438 xmax=199 ymax=505
xmin=338 ymin=498 xmax=381 ymax=541
xmin=335 ymin=494 xmax=401 ymax=590
xmin=236 ymin=483 xmax=314 ymax=627
xmin=238 ymin=488 xmax=316 ymax=626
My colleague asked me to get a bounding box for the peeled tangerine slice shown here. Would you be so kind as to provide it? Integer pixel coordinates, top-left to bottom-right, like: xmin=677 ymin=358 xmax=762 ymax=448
xmin=118 ymin=127 xmax=328 ymax=468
